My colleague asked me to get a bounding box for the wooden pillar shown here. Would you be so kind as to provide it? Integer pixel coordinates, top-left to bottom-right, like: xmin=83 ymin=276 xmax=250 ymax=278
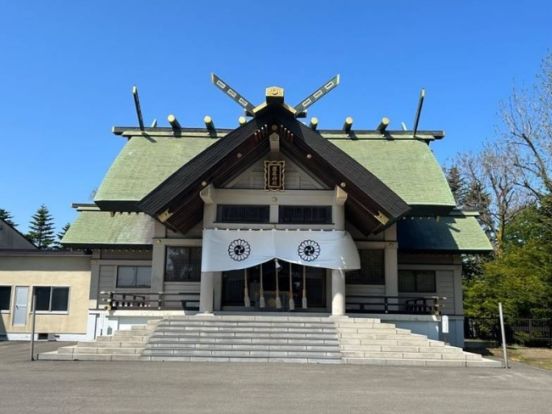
xmin=331 ymin=269 xmax=345 ymax=316
xmin=199 ymin=272 xmax=214 ymax=313
xmin=384 ymin=243 xmax=399 ymax=297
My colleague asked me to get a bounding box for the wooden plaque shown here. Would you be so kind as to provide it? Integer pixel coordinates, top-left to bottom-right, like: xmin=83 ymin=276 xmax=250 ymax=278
xmin=264 ymin=160 xmax=285 ymax=191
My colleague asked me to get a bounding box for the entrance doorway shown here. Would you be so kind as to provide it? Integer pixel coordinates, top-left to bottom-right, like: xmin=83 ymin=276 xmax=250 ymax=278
xmin=222 ymin=260 xmax=327 ymax=311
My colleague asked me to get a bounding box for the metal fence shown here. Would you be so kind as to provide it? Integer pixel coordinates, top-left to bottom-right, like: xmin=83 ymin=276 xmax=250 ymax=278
xmin=465 ymin=317 xmax=552 ymax=347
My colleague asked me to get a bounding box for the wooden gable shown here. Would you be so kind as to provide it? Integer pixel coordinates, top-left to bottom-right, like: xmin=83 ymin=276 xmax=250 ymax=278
xmin=139 ymin=105 xmax=410 ymax=235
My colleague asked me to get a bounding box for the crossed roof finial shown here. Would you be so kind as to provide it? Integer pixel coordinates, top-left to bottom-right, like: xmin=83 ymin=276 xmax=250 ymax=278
xmin=211 ymin=73 xmax=340 ymax=118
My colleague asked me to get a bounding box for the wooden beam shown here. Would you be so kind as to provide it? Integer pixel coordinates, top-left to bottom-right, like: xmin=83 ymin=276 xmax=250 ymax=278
xmin=413 ymin=88 xmax=425 ymax=138
xmin=293 ymin=74 xmax=340 ymax=115
xmin=310 ymin=117 xmax=318 ymax=131
xmin=335 ymin=185 xmax=348 ymax=206
xmin=167 ymin=114 xmax=181 ymax=131
xmin=132 ymin=86 xmax=145 ymax=130
xmin=376 ymin=117 xmax=390 ymax=132
xmin=343 ymin=116 xmax=353 ymax=133
xmin=199 ymin=184 xmax=215 ymax=204
xmin=204 ymin=115 xmax=216 ymax=135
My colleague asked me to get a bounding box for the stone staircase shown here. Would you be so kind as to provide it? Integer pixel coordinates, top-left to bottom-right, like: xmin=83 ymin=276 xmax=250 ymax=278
xmin=143 ymin=315 xmax=342 ymax=363
xmin=39 ymin=314 xmax=500 ymax=367
xmin=38 ymin=322 xmax=157 ymax=361
xmin=336 ymin=317 xmax=501 ymax=367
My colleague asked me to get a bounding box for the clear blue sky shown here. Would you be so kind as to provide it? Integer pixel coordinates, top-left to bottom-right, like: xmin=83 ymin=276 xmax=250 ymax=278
xmin=1 ymin=1 xmax=550 ymax=233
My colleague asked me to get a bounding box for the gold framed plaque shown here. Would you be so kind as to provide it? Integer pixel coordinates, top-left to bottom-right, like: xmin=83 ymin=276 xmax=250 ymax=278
xmin=264 ymin=160 xmax=285 ymax=191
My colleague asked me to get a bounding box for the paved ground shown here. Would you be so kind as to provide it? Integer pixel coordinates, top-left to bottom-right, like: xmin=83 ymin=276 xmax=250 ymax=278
xmin=1 ymin=341 xmax=551 ymax=414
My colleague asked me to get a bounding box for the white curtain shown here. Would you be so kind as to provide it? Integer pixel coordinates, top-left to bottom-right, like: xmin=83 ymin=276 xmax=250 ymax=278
xmin=201 ymin=229 xmax=360 ymax=272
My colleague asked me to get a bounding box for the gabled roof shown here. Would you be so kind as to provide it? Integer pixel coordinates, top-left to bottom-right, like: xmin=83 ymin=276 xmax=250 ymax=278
xmin=329 ymin=139 xmax=455 ymax=211
xmin=138 ymin=105 xmax=410 ymax=235
xmin=0 ymin=219 xmax=36 ymax=250
xmin=94 ymin=135 xmax=216 ymax=211
xmin=94 ymin=132 xmax=455 ymax=213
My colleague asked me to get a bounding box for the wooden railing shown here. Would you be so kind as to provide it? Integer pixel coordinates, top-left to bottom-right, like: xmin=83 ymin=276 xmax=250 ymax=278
xmin=346 ymin=296 xmax=445 ymax=315
xmin=99 ymin=291 xmax=200 ymax=311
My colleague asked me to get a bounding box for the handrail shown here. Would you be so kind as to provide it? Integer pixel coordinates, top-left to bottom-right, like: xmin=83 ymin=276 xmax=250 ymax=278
xmin=346 ymin=295 xmax=446 ymax=315
xmin=99 ymin=291 xmax=200 ymax=311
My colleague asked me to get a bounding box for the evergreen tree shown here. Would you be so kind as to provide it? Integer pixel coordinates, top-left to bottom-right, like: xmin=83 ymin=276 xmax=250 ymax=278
xmin=445 ymin=166 xmax=466 ymax=206
xmin=53 ymin=223 xmax=71 ymax=250
xmin=464 ymin=179 xmax=494 ymax=238
xmin=0 ymin=208 xmax=17 ymax=227
xmin=27 ymin=205 xmax=56 ymax=249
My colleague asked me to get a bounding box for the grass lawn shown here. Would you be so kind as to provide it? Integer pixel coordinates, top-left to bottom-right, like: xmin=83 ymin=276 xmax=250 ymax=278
xmin=489 ymin=346 xmax=552 ymax=370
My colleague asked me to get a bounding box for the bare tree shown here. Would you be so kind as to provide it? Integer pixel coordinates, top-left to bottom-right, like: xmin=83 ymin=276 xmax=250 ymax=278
xmin=456 ymin=142 xmax=527 ymax=254
xmin=501 ymin=53 xmax=552 ymax=200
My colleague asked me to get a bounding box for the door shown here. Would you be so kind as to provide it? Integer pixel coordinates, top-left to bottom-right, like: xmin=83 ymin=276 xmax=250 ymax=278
xmin=13 ymin=286 xmax=29 ymax=326
xmin=221 ymin=260 xmax=327 ymax=310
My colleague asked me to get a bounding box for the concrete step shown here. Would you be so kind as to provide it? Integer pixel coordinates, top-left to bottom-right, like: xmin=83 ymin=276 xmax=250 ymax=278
xmin=166 ymin=315 xmax=332 ymax=323
xmin=78 ymin=341 xmax=145 ymax=348
xmin=339 ymin=344 xmax=466 ymax=353
xmin=335 ymin=323 xmax=397 ymax=330
xmin=339 ymin=338 xmax=435 ymax=346
xmin=157 ymin=321 xmax=335 ymax=328
xmin=336 ymin=333 xmax=424 ymax=341
xmin=143 ymin=355 xmax=342 ymax=364
xmin=149 ymin=337 xmax=339 ymax=346
xmin=334 ymin=316 xmax=382 ymax=324
xmin=153 ymin=326 xmax=336 ymax=334
xmin=152 ymin=331 xmax=338 ymax=338
xmin=144 ymin=348 xmax=342 ymax=357
xmin=97 ymin=335 xmax=149 ymax=343
xmin=342 ymin=350 xmax=464 ymax=360
xmin=147 ymin=340 xmax=339 ymax=348
xmin=114 ymin=330 xmax=152 ymax=336
xmin=146 ymin=343 xmax=340 ymax=352
xmin=59 ymin=346 xmax=142 ymax=355
xmin=38 ymin=352 xmax=142 ymax=361
xmin=343 ymin=357 xmax=501 ymax=367
xmin=336 ymin=328 xmax=413 ymax=335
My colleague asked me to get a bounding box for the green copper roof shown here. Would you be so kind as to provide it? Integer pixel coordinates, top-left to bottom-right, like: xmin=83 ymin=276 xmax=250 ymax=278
xmin=329 ymin=139 xmax=455 ymax=207
xmin=94 ymin=133 xmax=455 ymax=208
xmin=95 ymin=135 xmax=216 ymax=204
xmin=397 ymin=214 xmax=493 ymax=252
xmin=62 ymin=210 xmax=154 ymax=246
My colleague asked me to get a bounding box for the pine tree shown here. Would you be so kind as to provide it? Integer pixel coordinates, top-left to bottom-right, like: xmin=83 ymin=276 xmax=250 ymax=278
xmin=27 ymin=205 xmax=56 ymax=249
xmin=0 ymin=208 xmax=17 ymax=227
xmin=53 ymin=223 xmax=71 ymax=250
xmin=464 ymin=179 xmax=494 ymax=238
xmin=445 ymin=166 xmax=466 ymax=206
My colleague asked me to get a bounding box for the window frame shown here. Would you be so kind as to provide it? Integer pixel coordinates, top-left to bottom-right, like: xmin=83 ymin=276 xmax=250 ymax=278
xmin=116 ymin=266 xmax=152 ymax=289
xmin=165 ymin=246 xmax=202 ymax=282
xmin=33 ymin=286 xmax=70 ymax=313
xmin=216 ymin=204 xmax=270 ymax=224
xmin=0 ymin=286 xmax=12 ymax=312
xmin=398 ymin=270 xmax=437 ymax=293
xmin=347 ymin=249 xmax=385 ymax=285
xmin=278 ymin=205 xmax=333 ymax=224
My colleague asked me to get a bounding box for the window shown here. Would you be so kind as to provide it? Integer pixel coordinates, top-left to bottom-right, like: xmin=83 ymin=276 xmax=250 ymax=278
xmin=165 ymin=247 xmax=202 ymax=282
xmin=0 ymin=286 xmax=11 ymax=311
xmin=279 ymin=206 xmax=332 ymax=224
xmin=216 ymin=205 xmax=270 ymax=223
xmin=347 ymin=250 xmax=385 ymax=284
xmin=116 ymin=266 xmax=152 ymax=288
xmin=398 ymin=270 xmax=436 ymax=293
xmin=34 ymin=287 xmax=69 ymax=312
